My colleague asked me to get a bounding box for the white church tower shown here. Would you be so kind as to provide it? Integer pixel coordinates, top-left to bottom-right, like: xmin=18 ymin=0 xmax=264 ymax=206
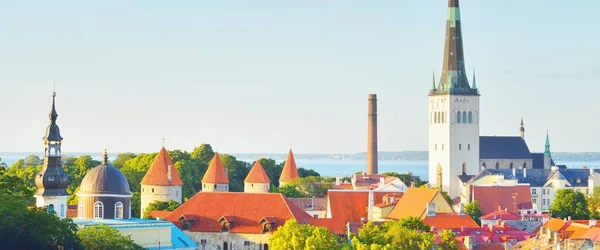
xmin=428 ymin=0 xmax=480 ymax=199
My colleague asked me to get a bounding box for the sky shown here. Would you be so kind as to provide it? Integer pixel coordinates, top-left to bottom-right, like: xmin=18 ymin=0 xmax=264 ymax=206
xmin=0 ymin=0 xmax=599 ymax=154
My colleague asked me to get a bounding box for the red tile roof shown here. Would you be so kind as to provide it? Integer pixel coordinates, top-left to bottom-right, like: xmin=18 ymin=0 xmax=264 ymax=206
xmin=141 ymin=147 xmax=184 ymax=186
xmin=308 ymin=218 xmax=347 ymax=235
xmin=164 ymin=192 xmax=311 ymax=234
xmin=201 ymin=153 xmax=230 ymax=184
xmin=424 ymin=213 xmax=478 ymax=229
xmin=332 ymin=183 xmax=353 ymax=190
xmin=244 ymin=160 xmax=270 ymax=183
xmin=325 ymin=190 xmax=403 ymax=223
xmin=472 ymin=185 xmax=532 ymax=215
xmin=279 ymin=149 xmax=300 ymax=183
xmin=439 ymin=224 xmax=534 ymax=245
xmin=480 ymin=208 xmax=522 ymax=221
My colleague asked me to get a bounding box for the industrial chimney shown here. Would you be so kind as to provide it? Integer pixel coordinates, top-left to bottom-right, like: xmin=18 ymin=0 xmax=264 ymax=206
xmin=367 ymin=94 xmax=378 ymax=175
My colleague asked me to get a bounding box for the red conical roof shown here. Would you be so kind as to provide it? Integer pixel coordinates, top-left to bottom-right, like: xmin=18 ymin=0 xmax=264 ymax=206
xmin=279 ymin=149 xmax=300 ymax=183
xmin=141 ymin=147 xmax=183 ymax=186
xmin=202 ymin=153 xmax=230 ymax=184
xmin=245 ymin=160 xmax=271 ymax=183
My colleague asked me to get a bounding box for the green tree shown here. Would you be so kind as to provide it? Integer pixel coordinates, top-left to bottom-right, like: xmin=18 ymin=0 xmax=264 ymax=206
xmin=218 ymin=154 xmax=250 ymax=192
xmin=551 ymin=189 xmax=590 ymax=220
xmin=298 ymin=168 xmax=320 ymax=178
xmin=588 ymin=187 xmax=600 ymax=219
xmin=270 ymin=219 xmax=340 ymax=250
xmin=176 ymin=159 xmax=205 ymax=200
xmin=191 ymin=144 xmax=215 ymax=163
xmin=465 ymin=200 xmax=483 ymax=226
xmin=0 ymin=193 xmax=82 ymax=250
xmin=285 ymin=176 xmax=332 ymax=198
xmin=275 ymin=184 xmax=306 ymax=198
xmin=143 ymin=200 xmax=181 ymax=219
xmin=350 ymin=220 xmax=436 ymax=250
xmin=437 ymin=230 xmax=458 ymax=250
xmin=112 ymin=153 xmax=138 ymax=169
xmin=0 ymin=174 xmax=35 ymax=204
xmin=0 ymin=157 xmax=7 ymax=169
xmin=131 ymin=192 xmax=141 ymax=218
xmin=382 ymin=171 xmax=426 ymax=187
xmin=397 ymin=216 xmax=430 ymax=232
xmin=77 ymin=224 xmax=143 ymax=250
xmin=260 ymin=158 xmax=282 ymax=187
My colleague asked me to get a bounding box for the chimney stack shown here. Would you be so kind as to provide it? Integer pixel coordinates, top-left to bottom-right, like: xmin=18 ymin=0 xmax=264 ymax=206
xmin=367 ymin=94 xmax=378 ymax=175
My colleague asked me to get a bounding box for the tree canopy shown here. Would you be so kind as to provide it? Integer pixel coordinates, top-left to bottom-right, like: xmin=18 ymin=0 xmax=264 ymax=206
xmin=551 ymin=189 xmax=590 ymax=220
xmin=269 ymin=220 xmax=340 ymax=250
xmin=465 ymin=200 xmax=482 ymax=226
xmin=143 ymin=200 xmax=181 ymax=219
xmin=77 ymin=224 xmax=143 ymax=250
xmin=588 ymin=187 xmax=600 ymax=219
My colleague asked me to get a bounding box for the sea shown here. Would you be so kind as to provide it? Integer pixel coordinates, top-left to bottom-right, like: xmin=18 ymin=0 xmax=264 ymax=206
xmin=2 ymin=153 xmax=600 ymax=182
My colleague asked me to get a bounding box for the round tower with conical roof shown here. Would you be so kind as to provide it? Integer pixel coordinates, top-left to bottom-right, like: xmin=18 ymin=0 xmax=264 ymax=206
xmin=140 ymin=146 xmax=183 ymax=218
xmin=201 ymin=153 xmax=230 ymax=192
xmin=244 ymin=160 xmax=271 ymax=193
xmin=279 ymin=149 xmax=300 ymax=186
xmin=34 ymin=90 xmax=70 ymax=218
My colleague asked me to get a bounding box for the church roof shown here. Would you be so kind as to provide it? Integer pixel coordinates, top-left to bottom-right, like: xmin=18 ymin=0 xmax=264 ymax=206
xmin=78 ymin=162 xmax=132 ymax=196
xmin=279 ymin=149 xmax=300 ymax=183
xmin=479 ymin=136 xmax=532 ymax=160
xmin=244 ymin=160 xmax=271 ymax=183
xmin=43 ymin=91 xmax=63 ymax=141
xmin=531 ymin=153 xmax=555 ymax=169
xmin=472 ymin=185 xmax=533 ymax=215
xmin=472 ymin=168 xmax=597 ymax=188
xmin=140 ymin=147 xmax=183 ymax=186
xmin=201 ymin=153 xmax=230 ymax=184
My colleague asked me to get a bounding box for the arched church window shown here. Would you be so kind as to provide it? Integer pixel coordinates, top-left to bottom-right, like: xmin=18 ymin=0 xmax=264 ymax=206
xmin=436 ymin=164 xmax=443 ymax=189
xmin=115 ymin=202 xmax=123 ymax=219
xmin=60 ymin=204 xmax=65 ymax=217
xmin=523 ymin=162 xmax=527 ymax=169
xmin=495 ymin=162 xmax=500 ymax=169
xmin=94 ymin=201 xmax=104 ymax=219
xmin=457 ymin=111 xmax=461 ymax=123
xmin=48 ymin=204 xmax=55 ymax=214
xmin=482 ymin=162 xmax=487 ymax=169
xmin=434 ymin=112 xmax=438 ymax=124
xmin=509 ymin=163 xmax=514 ymax=169
xmin=468 ymin=111 xmax=473 ymax=123
xmin=462 ymin=163 xmax=467 ymax=175
xmin=462 ymin=111 xmax=467 ymax=123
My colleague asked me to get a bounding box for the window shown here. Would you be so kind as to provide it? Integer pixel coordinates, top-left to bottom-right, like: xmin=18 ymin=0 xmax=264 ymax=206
xmin=459 ymin=144 xmax=462 ymax=150
xmin=223 ymin=242 xmax=228 ymax=250
xmin=457 ymin=111 xmax=461 ymax=123
xmin=482 ymin=162 xmax=487 ymax=169
xmin=434 ymin=112 xmax=438 ymax=124
xmin=264 ymin=244 xmax=269 ymax=250
xmin=543 ymin=189 xmax=546 ymax=195
xmin=60 ymin=204 xmax=65 ymax=217
xmin=523 ymin=162 xmax=527 ymax=169
xmin=142 ymin=188 xmax=144 ymax=192
xmin=214 ymin=184 xmax=217 ymax=189
xmin=94 ymin=201 xmax=104 ymax=219
xmin=48 ymin=204 xmax=55 ymax=214
xmin=509 ymin=163 xmax=514 ymax=169
xmin=532 ymin=189 xmax=537 ymax=195
xmin=462 ymin=111 xmax=467 ymax=123
xmin=543 ymin=199 xmax=546 ymax=205
xmin=78 ymin=202 xmax=85 ymax=218
xmin=532 ymin=199 xmax=537 ymax=204
xmin=244 ymin=241 xmax=251 ymax=246
xmin=48 ymin=175 xmax=55 ymax=181
xmin=152 ymin=188 xmax=154 ymax=193
xmin=200 ymin=240 xmax=207 ymax=245
xmin=251 ymin=184 xmax=254 ymax=187
xmin=468 ymin=144 xmax=471 ymax=151
xmin=313 ymin=214 xmax=319 ymax=218
xmin=468 ymin=111 xmax=473 ymax=123
xmin=115 ymin=202 xmax=123 ymax=219
xmin=495 ymin=162 xmax=500 ymax=169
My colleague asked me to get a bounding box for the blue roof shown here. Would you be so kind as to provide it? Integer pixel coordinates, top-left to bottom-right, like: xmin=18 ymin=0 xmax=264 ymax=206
xmin=480 ymin=136 xmax=532 ymax=160
xmin=472 ymin=168 xmax=594 ymax=187
xmin=531 ymin=153 xmax=555 ymax=169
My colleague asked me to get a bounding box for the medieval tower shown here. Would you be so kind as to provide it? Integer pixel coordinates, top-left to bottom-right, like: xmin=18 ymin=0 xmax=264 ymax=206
xmin=140 ymin=146 xmax=183 ymax=218
xmin=428 ymin=0 xmax=480 ymax=198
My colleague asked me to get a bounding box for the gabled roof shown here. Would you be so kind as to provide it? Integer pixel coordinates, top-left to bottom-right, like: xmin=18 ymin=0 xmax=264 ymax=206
xmin=479 ymin=136 xmax=532 ymax=160
xmin=472 ymin=185 xmax=532 ymax=215
xmin=474 ymin=168 xmax=594 ymax=188
xmin=480 ymin=208 xmax=521 ymax=221
xmin=279 ymin=149 xmax=300 ymax=183
xmin=164 ymin=192 xmax=311 ymax=234
xmin=244 ymin=160 xmax=271 ymax=183
xmin=325 ymin=190 xmax=403 ymax=223
xmin=387 ymin=188 xmax=440 ymax=219
xmin=202 ymin=153 xmax=229 ymax=184
xmin=141 ymin=147 xmax=183 ymax=186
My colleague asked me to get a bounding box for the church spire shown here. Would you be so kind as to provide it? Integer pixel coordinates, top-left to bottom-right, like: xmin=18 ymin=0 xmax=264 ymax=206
xmin=431 ymin=70 xmax=436 ymax=90
xmin=519 ymin=117 xmax=525 ymax=139
xmin=472 ymin=67 xmax=477 ymax=89
xmin=431 ymin=0 xmax=477 ymax=95
xmin=544 ymin=130 xmax=551 ymax=157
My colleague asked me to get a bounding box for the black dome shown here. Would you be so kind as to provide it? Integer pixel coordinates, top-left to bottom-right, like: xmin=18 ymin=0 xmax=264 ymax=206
xmin=78 ymin=164 xmax=132 ymax=196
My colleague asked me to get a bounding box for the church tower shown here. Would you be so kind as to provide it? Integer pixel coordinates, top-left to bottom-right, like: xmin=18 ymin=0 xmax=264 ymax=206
xmin=544 ymin=131 xmax=552 ymax=169
xmin=428 ymin=0 xmax=480 ymax=199
xmin=34 ymin=90 xmax=70 ymax=218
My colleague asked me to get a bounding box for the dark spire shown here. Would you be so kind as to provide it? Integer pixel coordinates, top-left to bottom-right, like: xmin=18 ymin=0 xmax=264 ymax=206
xmin=430 ymin=0 xmax=477 ymax=95
xmin=43 ymin=88 xmax=63 ymax=142
xmin=519 ymin=117 xmax=525 ymax=139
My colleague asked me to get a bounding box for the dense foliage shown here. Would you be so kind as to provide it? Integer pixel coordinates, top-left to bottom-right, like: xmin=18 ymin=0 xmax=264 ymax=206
xmin=551 ymin=189 xmax=590 ymax=220
xmin=275 ymin=176 xmax=332 ymax=198
xmin=350 ymin=219 xmax=457 ymax=250
xmin=143 ymin=200 xmax=181 ymax=219
xmin=77 ymin=224 xmax=143 ymax=250
xmin=588 ymin=187 xmax=600 ymax=219
xmin=270 ymin=220 xmax=340 ymax=250
xmin=382 ymin=171 xmax=427 ymax=187
xmin=465 ymin=200 xmax=482 ymax=226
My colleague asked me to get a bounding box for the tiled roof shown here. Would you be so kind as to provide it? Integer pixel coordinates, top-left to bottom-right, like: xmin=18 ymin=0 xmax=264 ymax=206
xmin=141 ymin=147 xmax=184 ymax=186
xmin=279 ymin=149 xmax=300 ymax=183
xmin=474 ymin=168 xmax=593 ymax=188
xmin=479 ymin=136 xmax=532 ymax=160
xmin=308 ymin=218 xmax=347 ymax=235
xmin=201 ymin=153 xmax=230 ymax=184
xmin=387 ymin=188 xmax=439 ymax=219
xmin=288 ymin=198 xmax=327 ymax=210
xmin=424 ymin=213 xmax=478 ymax=229
xmin=164 ymin=192 xmax=311 ymax=234
xmin=443 ymin=224 xmax=535 ymax=244
xmin=578 ymin=227 xmax=600 ymax=242
xmin=472 ymin=185 xmax=532 ymax=215
xmin=244 ymin=160 xmax=270 ymax=183
xmin=332 ymin=183 xmax=354 ymax=190
xmin=325 ymin=190 xmax=403 ymax=223
xmin=458 ymin=174 xmax=475 ymax=183
xmin=480 ymin=208 xmax=521 ymax=221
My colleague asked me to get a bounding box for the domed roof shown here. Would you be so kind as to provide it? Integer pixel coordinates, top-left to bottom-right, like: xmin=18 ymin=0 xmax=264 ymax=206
xmin=78 ymin=162 xmax=132 ymax=196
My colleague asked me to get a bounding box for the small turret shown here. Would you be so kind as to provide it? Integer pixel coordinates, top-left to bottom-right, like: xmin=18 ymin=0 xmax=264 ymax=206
xmin=544 ymin=131 xmax=552 ymax=169
xmin=519 ymin=118 xmax=525 ymax=139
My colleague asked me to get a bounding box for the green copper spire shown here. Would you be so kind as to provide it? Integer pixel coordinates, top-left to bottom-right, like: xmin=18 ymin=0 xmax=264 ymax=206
xmin=431 ymin=70 xmax=436 ymax=90
xmin=544 ymin=130 xmax=551 ymax=157
xmin=472 ymin=67 xmax=477 ymax=89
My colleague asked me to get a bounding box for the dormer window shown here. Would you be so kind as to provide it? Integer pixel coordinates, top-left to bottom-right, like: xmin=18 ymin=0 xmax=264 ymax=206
xmin=218 ymin=216 xmax=236 ymax=232
xmin=48 ymin=175 xmax=55 ymax=182
xmin=259 ymin=217 xmax=277 ymax=233
xmin=178 ymin=215 xmax=196 ymax=231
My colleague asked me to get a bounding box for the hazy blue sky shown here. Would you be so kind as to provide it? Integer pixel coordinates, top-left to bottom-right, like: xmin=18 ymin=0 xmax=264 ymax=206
xmin=0 ymin=1 xmax=598 ymax=154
